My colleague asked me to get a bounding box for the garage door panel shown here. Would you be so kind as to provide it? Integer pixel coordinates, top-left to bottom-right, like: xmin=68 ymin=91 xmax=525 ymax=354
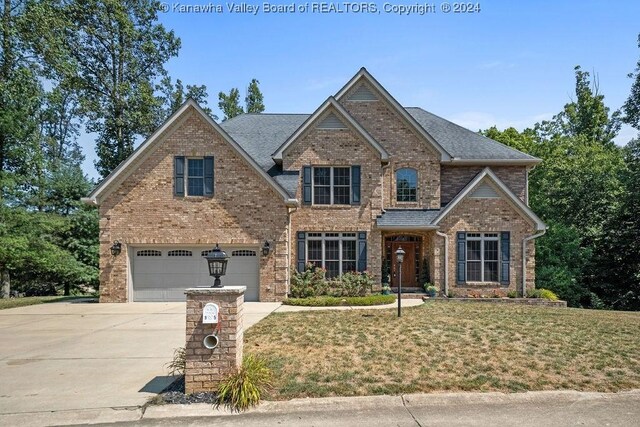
xmin=132 ymin=247 xmax=259 ymax=302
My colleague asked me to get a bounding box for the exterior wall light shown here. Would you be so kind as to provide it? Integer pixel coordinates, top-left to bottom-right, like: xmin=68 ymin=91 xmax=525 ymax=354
xmin=261 ymin=241 xmax=271 ymax=256
xmin=204 ymin=244 xmax=229 ymax=288
xmin=110 ymin=240 xmax=122 ymax=256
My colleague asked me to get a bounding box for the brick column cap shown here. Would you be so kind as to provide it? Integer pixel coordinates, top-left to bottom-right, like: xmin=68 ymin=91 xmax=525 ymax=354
xmin=185 ymin=286 xmax=246 ymax=296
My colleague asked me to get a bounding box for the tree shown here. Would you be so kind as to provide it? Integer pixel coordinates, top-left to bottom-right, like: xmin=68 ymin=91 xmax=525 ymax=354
xmin=622 ymin=33 xmax=640 ymax=131
xmin=218 ymin=87 xmax=243 ymax=121
xmin=159 ymin=76 xmax=215 ymax=121
xmin=536 ymin=66 xmax=621 ymax=145
xmin=30 ymin=0 xmax=181 ymax=178
xmin=245 ymin=78 xmax=264 ymax=113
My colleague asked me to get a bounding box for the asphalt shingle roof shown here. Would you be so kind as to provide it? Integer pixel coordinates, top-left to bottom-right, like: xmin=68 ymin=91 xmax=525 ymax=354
xmin=405 ymin=107 xmax=538 ymax=161
xmin=219 ymin=106 xmax=538 ymax=198
xmin=376 ymin=209 xmax=441 ymax=227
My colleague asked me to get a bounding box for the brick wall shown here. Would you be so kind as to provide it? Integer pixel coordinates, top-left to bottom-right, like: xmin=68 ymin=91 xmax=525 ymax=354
xmin=283 ymin=108 xmax=384 ymax=283
xmin=98 ymin=108 xmax=289 ymax=302
xmin=441 ymin=165 xmax=527 ymax=206
xmin=433 ymin=194 xmax=537 ymax=296
xmin=338 ymin=82 xmax=441 ymax=209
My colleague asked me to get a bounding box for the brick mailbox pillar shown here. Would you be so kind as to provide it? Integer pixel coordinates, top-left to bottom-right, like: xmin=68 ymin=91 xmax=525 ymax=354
xmin=184 ymin=286 xmax=245 ymax=394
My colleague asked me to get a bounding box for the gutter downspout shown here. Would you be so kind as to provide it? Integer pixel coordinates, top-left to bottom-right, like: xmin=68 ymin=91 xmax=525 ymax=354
xmin=522 ymin=229 xmax=546 ymax=297
xmin=435 ymin=231 xmax=448 ymax=296
xmin=286 ymin=206 xmax=297 ymax=296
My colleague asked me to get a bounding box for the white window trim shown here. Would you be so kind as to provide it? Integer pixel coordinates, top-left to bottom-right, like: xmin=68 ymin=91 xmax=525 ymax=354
xmin=312 ymin=166 xmax=351 ymax=205
xmin=306 ymin=232 xmax=357 ymax=276
xmin=186 ymin=157 xmax=204 ymax=197
xmin=466 ymin=232 xmax=500 ymax=282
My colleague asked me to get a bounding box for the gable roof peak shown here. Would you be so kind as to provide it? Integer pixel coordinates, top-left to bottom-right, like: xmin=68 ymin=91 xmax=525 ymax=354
xmin=271 ymin=96 xmax=389 ymax=162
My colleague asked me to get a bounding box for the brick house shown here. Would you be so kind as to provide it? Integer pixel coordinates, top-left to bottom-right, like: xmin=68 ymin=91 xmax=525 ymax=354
xmin=83 ymin=68 xmax=546 ymax=303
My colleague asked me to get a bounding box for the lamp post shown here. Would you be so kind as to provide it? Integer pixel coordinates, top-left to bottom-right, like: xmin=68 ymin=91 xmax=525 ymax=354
xmin=204 ymin=244 xmax=229 ymax=288
xmin=395 ymin=246 xmax=405 ymax=317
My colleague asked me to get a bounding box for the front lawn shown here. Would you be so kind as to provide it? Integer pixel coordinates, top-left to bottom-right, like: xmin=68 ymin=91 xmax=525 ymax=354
xmin=0 ymin=296 xmax=96 ymax=310
xmin=245 ymin=302 xmax=640 ymax=399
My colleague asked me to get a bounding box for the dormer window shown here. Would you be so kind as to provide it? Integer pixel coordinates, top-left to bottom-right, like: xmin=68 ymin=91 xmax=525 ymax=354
xmin=396 ymin=168 xmax=417 ymax=202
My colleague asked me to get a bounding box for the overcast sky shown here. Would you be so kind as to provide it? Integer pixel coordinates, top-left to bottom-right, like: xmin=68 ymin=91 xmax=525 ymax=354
xmin=78 ymin=0 xmax=640 ymax=180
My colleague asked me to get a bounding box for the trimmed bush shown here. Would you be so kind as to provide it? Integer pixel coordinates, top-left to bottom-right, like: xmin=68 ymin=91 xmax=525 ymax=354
xmin=527 ymin=288 xmax=560 ymax=301
xmin=289 ymin=266 xmax=375 ymax=298
xmin=283 ymin=294 xmax=396 ymax=307
xmin=216 ymin=354 xmax=272 ymax=412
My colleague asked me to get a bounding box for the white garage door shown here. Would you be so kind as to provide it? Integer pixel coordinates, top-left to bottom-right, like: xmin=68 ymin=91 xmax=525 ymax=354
xmin=132 ymin=246 xmax=260 ymax=302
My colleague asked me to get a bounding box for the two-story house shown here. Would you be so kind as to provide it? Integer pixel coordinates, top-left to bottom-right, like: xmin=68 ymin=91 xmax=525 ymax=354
xmin=84 ymin=68 xmax=546 ymax=303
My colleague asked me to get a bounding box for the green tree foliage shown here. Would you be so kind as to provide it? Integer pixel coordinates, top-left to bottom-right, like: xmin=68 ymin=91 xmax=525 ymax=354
xmin=245 ymin=78 xmax=265 ymax=113
xmin=218 ymin=87 xmax=243 ymax=121
xmin=29 ymin=0 xmax=181 ymax=178
xmin=159 ymin=76 xmax=216 ymax=120
xmin=482 ymin=66 xmax=626 ymax=309
xmin=622 ymin=33 xmax=640 ymax=131
xmin=590 ymin=139 xmax=640 ymax=310
xmin=0 ymin=206 xmax=98 ymax=296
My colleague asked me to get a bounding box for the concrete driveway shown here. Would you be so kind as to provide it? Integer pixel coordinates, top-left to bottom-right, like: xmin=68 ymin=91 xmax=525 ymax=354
xmin=0 ymin=300 xmax=280 ymax=417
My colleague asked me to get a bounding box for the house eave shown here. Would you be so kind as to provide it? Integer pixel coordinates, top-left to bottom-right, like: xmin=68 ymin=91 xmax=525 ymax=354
xmin=376 ymin=225 xmax=439 ymax=231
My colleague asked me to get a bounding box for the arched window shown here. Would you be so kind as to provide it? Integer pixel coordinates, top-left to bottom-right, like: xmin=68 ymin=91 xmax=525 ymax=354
xmin=396 ymin=168 xmax=417 ymax=202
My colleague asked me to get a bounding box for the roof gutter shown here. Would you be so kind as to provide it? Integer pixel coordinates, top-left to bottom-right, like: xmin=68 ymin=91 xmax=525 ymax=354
xmin=445 ymin=158 xmax=542 ymax=166
xmin=522 ymin=229 xmax=546 ymax=297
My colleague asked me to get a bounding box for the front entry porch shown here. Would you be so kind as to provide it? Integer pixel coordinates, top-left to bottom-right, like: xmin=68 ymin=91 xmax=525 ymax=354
xmin=382 ymin=233 xmax=435 ymax=292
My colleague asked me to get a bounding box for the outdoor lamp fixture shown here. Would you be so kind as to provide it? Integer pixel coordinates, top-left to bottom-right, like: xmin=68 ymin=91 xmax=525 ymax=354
xmin=110 ymin=240 xmax=122 ymax=256
xmin=204 ymin=244 xmax=229 ymax=288
xmin=261 ymin=241 xmax=271 ymax=257
xmin=395 ymin=246 xmax=405 ymax=318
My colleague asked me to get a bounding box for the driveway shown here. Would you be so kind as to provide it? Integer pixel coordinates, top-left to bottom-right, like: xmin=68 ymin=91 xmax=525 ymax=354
xmin=0 ymin=300 xmax=280 ymax=417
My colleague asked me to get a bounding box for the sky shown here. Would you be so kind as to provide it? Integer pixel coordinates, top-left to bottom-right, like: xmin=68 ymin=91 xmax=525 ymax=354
xmin=79 ymin=0 xmax=640 ymax=180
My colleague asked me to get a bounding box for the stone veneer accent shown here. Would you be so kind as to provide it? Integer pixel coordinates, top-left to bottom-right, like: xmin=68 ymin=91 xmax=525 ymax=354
xmin=98 ymin=108 xmax=289 ymax=302
xmin=184 ymin=287 xmax=244 ymax=394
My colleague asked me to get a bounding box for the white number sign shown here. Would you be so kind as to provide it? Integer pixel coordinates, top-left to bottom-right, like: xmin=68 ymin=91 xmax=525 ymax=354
xmin=203 ymin=303 xmax=219 ymax=324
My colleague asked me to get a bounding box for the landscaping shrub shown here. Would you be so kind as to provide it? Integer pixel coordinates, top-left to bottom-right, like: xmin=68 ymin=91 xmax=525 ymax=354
xmin=326 ymin=271 xmax=375 ymax=297
xmin=216 ymin=354 xmax=272 ymax=412
xmin=289 ymin=264 xmax=327 ymax=298
xmin=507 ymin=290 xmax=518 ymax=298
xmin=527 ymin=288 xmax=560 ymax=301
xmin=289 ymin=266 xmax=374 ymax=298
xmin=283 ymin=294 xmax=395 ymax=307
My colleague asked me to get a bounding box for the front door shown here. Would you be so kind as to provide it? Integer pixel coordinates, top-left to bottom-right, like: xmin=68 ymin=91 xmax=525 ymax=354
xmin=391 ymin=242 xmax=417 ymax=287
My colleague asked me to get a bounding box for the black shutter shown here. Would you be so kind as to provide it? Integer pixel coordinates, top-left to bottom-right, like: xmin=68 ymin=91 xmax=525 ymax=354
xmin=302 ymin=166 xmax=312 ymax=205
xmin=500 ymin=231 xmax=510 ymax=285
xmin=456 ymin=232 xmax=466 ymax=283
xmin=174 ymin=156 xmax=185 ymax=197
xmin=204 ymin=156 xmax=214 ymax=197
xmin=351 ymin=165 xmax=361 ymax=205
xmin=357 ymin=232 xmax=367 ymax=272
xmin=297 ymin=232 xmax=306 ymax=272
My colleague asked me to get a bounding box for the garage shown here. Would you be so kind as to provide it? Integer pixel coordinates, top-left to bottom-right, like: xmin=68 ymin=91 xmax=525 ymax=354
xmin=131 ymin=246 xmax=260 ymax=302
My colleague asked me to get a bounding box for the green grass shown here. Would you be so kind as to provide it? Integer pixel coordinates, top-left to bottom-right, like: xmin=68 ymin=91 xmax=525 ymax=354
xmin=245 ymin=301 xmax=640 ymax=400
xmin=283 ymin=294 xmax=396 ymax=307
xmin=0 ymin=295 xmax=97 ymax=310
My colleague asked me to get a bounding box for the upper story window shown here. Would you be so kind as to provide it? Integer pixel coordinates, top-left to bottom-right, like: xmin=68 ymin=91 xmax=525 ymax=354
xmin=174 ymin=156 xmax=214 ymax=197
xmin=187 ymin=159 xmax=204 ymax=196
xmin=396 ymin=168 xmax=417 ymax=202
xmin=313 ymin=166 xmax=351 ymax=205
